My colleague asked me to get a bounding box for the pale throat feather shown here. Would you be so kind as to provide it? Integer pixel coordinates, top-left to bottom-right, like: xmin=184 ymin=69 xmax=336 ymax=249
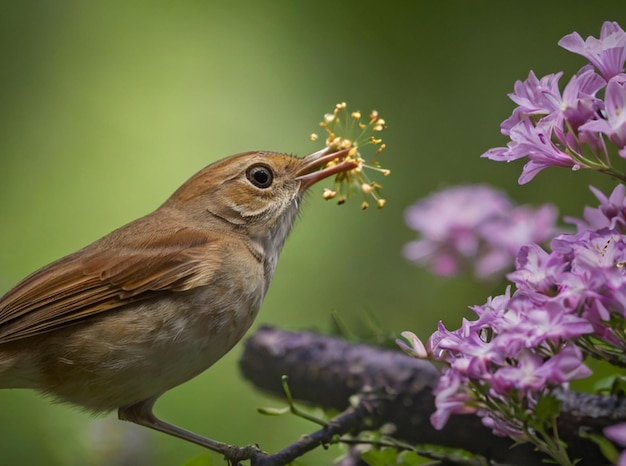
xmin=251 ymin=194 xmax=302 ymax=294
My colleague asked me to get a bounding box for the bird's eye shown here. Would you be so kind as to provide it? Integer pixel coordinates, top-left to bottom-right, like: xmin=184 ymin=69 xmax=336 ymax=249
xmin=246 ymin=164 xmax=274 ymax=189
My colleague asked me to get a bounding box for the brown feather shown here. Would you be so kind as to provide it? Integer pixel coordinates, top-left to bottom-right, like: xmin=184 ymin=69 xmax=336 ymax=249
xmin=0 ymin=220 xmax=223 ymax=344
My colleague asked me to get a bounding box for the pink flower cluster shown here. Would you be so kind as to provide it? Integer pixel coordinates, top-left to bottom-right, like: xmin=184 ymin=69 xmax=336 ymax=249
xmin=401 ymin=183 xmax=626 ymax=437
xmin=403 ymin=185 xmax=558 ymax=279
xmin=483 ymin=21 xmax=626 ymax=184
xmin=400 ymin=23 xmax=626 ymax=463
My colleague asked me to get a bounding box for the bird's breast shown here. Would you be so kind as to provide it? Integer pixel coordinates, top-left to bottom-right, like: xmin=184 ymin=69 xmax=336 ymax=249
xmin=0 ymin=250 xmax=269 ymax=412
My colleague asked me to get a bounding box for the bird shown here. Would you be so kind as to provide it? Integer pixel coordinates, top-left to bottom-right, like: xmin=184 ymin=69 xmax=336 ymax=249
xmin=0 ymin=147 xmax=356 ymax=460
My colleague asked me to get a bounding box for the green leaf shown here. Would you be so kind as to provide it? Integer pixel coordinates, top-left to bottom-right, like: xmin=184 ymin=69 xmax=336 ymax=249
xmin=594 ymin=375 xmax=626 ymax=397
xmin=257 ymin=406 xmax=290 ymax=416
xmin=533 ymin=394 xmax=561 ymax=423
xmin=397 ymin=450 xmax=426 ymax=465
xmin=181 ymin=454 xmax=212 ymax=466
xmin=361 ymin=448 xmax=402 ymax=466
xmin=579 ymin=429 xmax=619 ymax=464
xmin=361 ymin=447 xmax=436 ymax=466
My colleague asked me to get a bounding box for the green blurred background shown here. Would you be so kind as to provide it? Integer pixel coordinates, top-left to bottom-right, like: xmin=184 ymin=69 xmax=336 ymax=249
xmin=0 ymin=1 xmax=624 ymax=464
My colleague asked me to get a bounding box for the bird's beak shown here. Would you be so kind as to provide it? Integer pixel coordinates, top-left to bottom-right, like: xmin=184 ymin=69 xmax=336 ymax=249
xmin=295 ymin=147 xmax=357 ymax=191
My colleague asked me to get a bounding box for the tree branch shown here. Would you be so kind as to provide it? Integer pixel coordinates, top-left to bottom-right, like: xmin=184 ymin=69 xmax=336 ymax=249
xmin=238 ymin=325 xmax=626 ymax=465
xmin=247 ymin=400 xmax=372 ymax=466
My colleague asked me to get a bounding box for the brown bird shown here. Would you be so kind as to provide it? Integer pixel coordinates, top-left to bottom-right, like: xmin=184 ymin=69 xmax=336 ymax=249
xmin=0 ymin=147 xmax=356 ymax=459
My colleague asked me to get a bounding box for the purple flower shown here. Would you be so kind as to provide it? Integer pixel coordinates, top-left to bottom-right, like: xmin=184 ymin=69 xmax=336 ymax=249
xmin=490 ymin=348 xmax=588 ymax=397
xmin=480 ymin=204 xmax=558 ymax=258
xmin=500 ymin=71 xmax=564 ymax=134
xmin=471 ymin=286 xmax=513 ymax=326
xmin=483 ymin=22 xmax=626 ymax=184
xmin=516 ymin=223 xmax=626 ymax=330
xmin=404 ymin=185 xmax=510 ymax=276
xmin=403 ymin=182 xmax=626 ymax=438
xmin=483 ymin=119 xmax=584 ymax=184
xmin=559 ymin=66 xmax=607 ymax=131
xmin=478 ymin=410 xmax=524 ymax=439
xmin=558 ymin=21 xmax=626 ymax=81
xmin=501 ymin=68 xmax=604 ymax=137
xmin=541 ymin=344 xmax=593 ymax=383
xmin=566 ymin=229 xmax=626 ymax=269
xmin=404 ymin=185 xmax=559 ymax=277
xmin=420 ymin=277 xmax=595 ymax=435
xmin=605 ymin=423 xmax=626 ymax=445
xmin=396 ymin=331 xmax=428 ymax=359
xmin=509 ymin=302 xmax=593 ymax=347
xmin=430 ymin=369 xmax=476 ymax=430
xmin=579 ymin=77 xmax=626 ymax=157
xmin=567 ymin=184 xmax=626 ymax=232
xmin=421 ymin=280 xmax=594 ymax=435
xmin=507 ymin=243 xmax=561 ymax=296
xmin=401 ymin=22 xmax=626 ymax=459
xmin=490 ymin=350 xmax=546 ymax=395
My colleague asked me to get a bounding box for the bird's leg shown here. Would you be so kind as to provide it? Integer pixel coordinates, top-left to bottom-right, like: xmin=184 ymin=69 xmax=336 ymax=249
xmin=118 ymin=396 xmax=261 ymax=463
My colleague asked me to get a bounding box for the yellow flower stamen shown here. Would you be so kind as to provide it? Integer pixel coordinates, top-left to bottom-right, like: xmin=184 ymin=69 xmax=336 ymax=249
xmin=309 ymin=102 xmax=390 ymax=210
xmin=322 ymin=188 xmax=337 ymax=200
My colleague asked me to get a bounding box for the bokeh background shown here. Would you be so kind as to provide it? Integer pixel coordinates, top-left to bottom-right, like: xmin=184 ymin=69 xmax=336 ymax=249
xmin=0 ymin=2 xmax=624 ymax=464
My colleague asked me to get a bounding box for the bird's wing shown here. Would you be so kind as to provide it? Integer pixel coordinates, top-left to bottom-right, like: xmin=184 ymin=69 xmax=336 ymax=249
xmin=0 ymin=225 xmax=223 ymax=343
